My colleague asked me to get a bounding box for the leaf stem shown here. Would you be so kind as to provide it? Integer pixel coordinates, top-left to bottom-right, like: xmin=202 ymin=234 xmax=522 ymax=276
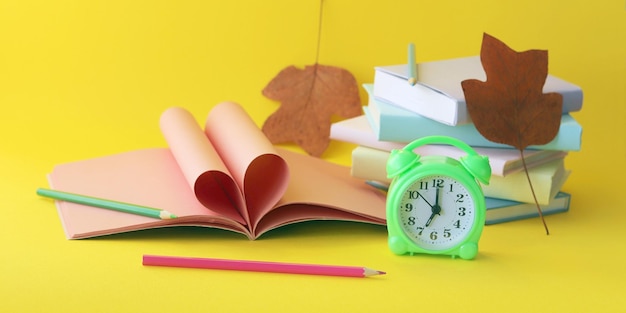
xmin=315 ymin=0 xmax=324 ymax=64
xmin=519 ymin=149 xmax=550 ymax=235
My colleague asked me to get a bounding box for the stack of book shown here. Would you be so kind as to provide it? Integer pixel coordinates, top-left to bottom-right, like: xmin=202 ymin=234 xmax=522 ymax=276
xmin=330 ymin=56 xmax=583 ymax=225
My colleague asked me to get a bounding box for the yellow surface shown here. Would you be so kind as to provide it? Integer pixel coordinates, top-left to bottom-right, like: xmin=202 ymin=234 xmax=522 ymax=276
xmin=1 ymin=1 xmax=625 ymax=312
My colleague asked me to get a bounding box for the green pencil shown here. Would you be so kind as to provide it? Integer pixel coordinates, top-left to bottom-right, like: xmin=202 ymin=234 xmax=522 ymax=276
xmin=36 ymin=188 xmax=177 ymax=220
xmin=407 ymin=42 xmax=417 ymax=86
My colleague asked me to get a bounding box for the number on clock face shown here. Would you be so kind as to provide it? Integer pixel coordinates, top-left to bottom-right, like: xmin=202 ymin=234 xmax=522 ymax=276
xmin=398 ymin=174 xmax=475 ymax=250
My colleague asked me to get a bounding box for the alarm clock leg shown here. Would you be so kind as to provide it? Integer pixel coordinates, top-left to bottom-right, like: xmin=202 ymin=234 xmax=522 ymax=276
xmin=388 ymin=236 xmax=408 ymax=255
xmin=458 ymin=243 xmax=478 ymax=260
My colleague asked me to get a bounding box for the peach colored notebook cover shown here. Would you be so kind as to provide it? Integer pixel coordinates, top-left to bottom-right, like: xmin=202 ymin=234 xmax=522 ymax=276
xmin=47 ymin=102 xmax=386 ymax=239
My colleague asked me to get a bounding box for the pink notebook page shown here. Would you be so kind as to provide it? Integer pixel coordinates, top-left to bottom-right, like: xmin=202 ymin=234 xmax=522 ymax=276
xmin=160 ymin=104 xmax=289 ymax=231
xmin=48 ymin=102 xmax=386 ymax=239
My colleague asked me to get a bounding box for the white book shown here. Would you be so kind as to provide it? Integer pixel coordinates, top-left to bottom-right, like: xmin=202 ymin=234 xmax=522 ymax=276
xmin=330 ymin=116 xmax=568 ymax=177
xmin=373 ymin=56 xmax=584 ymax=126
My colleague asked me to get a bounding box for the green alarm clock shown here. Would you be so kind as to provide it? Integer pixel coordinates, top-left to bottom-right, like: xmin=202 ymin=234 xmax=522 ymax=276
xmin=386 ymin=136 xmax=491 ymax=260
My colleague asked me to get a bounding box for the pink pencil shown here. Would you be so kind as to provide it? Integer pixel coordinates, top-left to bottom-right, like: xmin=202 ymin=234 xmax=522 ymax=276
xmin=142 ymin=255 xmax=386 ymax=278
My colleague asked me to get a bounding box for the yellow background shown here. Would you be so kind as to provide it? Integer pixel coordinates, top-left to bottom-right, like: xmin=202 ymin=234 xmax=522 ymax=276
xmin=1 ymin=0 xmax=625 ymax=312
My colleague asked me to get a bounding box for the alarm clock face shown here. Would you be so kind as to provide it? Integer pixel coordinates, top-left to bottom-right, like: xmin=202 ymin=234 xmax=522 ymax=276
xmin=397 ymin=174 xmax=476 ymax=251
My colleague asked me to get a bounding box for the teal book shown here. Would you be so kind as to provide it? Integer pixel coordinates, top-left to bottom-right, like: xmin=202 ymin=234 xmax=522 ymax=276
xmin=373 ymin=56 xmax=584 ymax=126
xmin=362 ymin=179 xmax=571 ymax=225
xmin=485 ymin=192 xmax=571 ymax=225
xmin=363 ymin=84 xmax=582 ymax=151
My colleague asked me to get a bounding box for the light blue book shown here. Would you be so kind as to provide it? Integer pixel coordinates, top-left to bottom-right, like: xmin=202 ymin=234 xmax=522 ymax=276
xmin=363 ymin=84 xmax=582 ymax=151
xmin=485 ymin=192 xmax=571 ymax=225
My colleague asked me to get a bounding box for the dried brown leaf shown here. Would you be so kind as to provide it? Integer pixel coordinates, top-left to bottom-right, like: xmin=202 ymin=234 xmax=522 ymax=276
xmin=461 ymin=33 xmax=564 ymax=234
xmin=262 ymin=64 xmax=362 ymax=157
xmin=462 ymin=33 xmax=563 ymax=150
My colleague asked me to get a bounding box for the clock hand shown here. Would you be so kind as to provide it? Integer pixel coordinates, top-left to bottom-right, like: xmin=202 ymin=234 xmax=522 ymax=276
xmin=425 ymin=188 xmax=442 ymax=227
xmin=425 ymin=212 xmax=437 ymax=227
xmin=417 ymin=192 xmax=434 ymax=209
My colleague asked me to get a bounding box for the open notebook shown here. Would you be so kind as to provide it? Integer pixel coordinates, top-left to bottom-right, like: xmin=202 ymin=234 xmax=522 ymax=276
xmin=46 ymin=102 xmax=387 ymax=239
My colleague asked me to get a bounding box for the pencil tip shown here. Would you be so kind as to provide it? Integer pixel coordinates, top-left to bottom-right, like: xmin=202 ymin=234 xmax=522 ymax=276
xmin=160 ymin=211 xmax=178 ymax=219
xmin=363 ymin=268 xmax=386 ymax=276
